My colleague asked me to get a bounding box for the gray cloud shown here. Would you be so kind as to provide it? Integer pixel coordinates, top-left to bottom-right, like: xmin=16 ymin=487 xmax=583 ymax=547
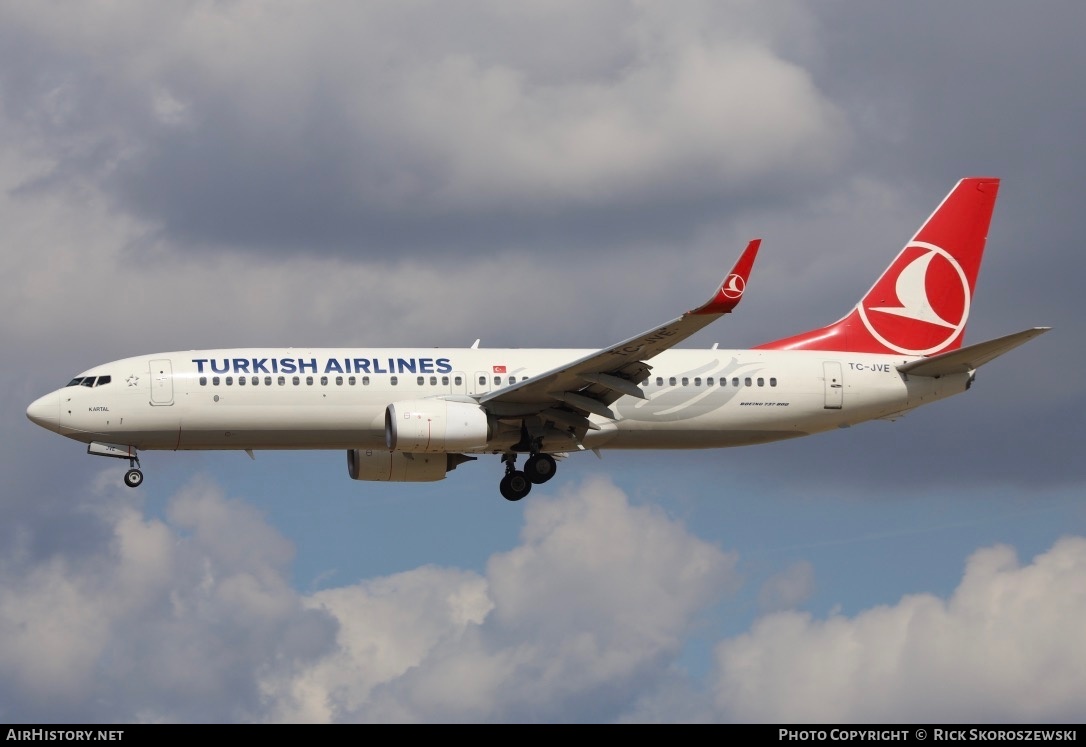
xmin=0 ymin=2 xmax=845 ymax=257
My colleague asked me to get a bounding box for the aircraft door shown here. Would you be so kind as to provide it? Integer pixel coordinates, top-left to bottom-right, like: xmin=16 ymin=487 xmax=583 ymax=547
xmin=150 ymin=359 xmax=174 ymax=406
xmin=823 ymin=361 xmax=843 ymax=409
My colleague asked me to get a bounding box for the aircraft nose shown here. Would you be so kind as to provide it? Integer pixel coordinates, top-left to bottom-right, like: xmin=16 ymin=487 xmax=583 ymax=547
xmin=26 ymin=391 xmax=60 ymax=430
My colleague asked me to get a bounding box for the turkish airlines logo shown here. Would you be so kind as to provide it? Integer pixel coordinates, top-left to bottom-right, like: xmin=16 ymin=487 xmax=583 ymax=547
xmin=857 ymin=242 xmax=970 ymax=355
xmin=720 ymin=273 xmax=745 ymax=300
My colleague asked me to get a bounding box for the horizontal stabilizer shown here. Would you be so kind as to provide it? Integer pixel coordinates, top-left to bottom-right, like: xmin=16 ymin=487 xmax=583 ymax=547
xmin=897 ymin=327 xmax=1050 ymax=377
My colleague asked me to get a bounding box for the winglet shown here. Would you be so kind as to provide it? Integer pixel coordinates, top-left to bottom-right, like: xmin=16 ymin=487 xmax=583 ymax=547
xmin=689 ymin=239 xmax=761 ymax=315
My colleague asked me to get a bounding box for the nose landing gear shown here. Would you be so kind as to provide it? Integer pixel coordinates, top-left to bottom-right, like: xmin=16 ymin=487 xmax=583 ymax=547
xmin=86 ymin=442 xmax=144 ymax=488
xmin=124 ymin=462 xmax=144 ymax=488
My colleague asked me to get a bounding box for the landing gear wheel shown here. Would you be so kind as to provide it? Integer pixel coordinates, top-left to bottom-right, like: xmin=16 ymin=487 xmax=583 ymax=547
xmin=500 ymin=471 xmax=532 ymax=501
xmin=124 ymin=468 xmax=144 ymax=488
xmin=524 ymin=453 xmax=557 ymax=484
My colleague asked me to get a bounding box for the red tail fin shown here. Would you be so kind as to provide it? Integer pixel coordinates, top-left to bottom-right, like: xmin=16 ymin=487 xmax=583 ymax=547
xmin=756 ymin=177 xmax=1000 ymax=355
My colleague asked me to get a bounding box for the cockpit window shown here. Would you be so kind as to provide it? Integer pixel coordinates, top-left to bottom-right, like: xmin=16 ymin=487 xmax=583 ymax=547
xmin=66 ymin=375 xmax=111 ymax=387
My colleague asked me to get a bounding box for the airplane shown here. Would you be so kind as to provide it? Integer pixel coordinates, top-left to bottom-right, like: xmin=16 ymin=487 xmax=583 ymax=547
xmin=26 ymin=177 xmax=1049 ymax=501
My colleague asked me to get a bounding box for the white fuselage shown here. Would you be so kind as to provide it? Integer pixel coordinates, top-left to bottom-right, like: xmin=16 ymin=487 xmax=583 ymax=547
xmin=29 ymin=347 xmax=969 ymax=454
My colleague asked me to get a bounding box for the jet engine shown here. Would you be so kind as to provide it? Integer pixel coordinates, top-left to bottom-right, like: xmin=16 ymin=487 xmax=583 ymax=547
xmin=384 ymin=399 xmax=490 ymax=452
xmin=347 ymin=448 xmax=475 ymax=482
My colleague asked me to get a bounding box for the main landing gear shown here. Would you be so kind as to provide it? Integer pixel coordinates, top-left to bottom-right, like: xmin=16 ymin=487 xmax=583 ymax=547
xmin=498 ymin=451 xmax=557 ymax=502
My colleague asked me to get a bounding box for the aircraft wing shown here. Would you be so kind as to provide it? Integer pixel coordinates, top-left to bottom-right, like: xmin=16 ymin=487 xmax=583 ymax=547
xmin=477 ymin=240 xmax=761 ymax=429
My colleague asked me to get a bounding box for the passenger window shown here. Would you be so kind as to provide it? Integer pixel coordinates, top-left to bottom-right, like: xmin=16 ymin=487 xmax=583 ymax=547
xmin=694 ymin=377 xmax=701 ymax=386
xmin=509 ymin=376 xmax=516 ymax=384
xmin=238 ymin=376 xmax=246 ymax=386
xmin=707 ymin=377 xmax=714 ymax=386
xmin=454 ymin=376 xmax=462 ymax=385
xmin=293 ymin=376 xmax=300 ymax=385
xmin=349 ymin=376 xmax=356 ymax=385
xmin=770 ymin=377 xmax=777 ymax=387
xmin=757 ymin=378 xmax=764 ymax=387
xmin=682 ymin=377 xmax=689 ymax=386
xmin=744 ymin=377 xmax=752 ymax=387
xmin=278 ymin=376 xmax=285 ymax=386
xmin=336 ymin=376 xmax=343 ymax=386
xmin=200 ymin=377 xmax=207 ymax=386
xmin=363 ymin=376 xmax=370 ymax=386
xmin=213 ymin=376 xmax=220 ymax=386
xmin=265 ymin=376 xmax=272 ymax=386
xmin=306 ymin=376 xmax=314 ymax=386
xmin=226 ymin=377 xmax=233 ymax=386
xmin=494 ymin=376 xmax=502 ymax=385
xmin=417 ymin=376 xmax=425 ymax=386
xmin=656 ymin=377 xmax=663 ymax=386
xmin=318 ymin=376 xmax=326 ymax=386
xmin=390 ymin=376 xmax=398 ymax=386
xmin=732 ymin=377 xmax=739 ymax=387
xmin=441 ymin=376 xmax=449 ymax=385
xmin=479 ymin=376 xmax=486 ymax=385
xmin=669 ymin=377 xmax=676 ymax=386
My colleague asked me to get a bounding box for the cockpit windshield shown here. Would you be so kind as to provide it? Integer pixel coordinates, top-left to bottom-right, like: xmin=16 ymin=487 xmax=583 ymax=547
xmin=66 ymin=375 xmax=112 ymax=388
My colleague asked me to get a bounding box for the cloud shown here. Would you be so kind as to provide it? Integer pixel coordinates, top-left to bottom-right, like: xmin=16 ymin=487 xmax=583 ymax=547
xmin=4 ymin=467 xmax=1082 ymax=723
xmin=712 ymin=537 xmax=1086 ymax=723
xmin=757 ymin=560 xmax=815 ymax=613
xmin=0 ymin=476 xmax=338 ymax=723
xmin=279 ymin=476 xmax=740 ymax=722
xmin=0 ymin=1 xmax=846 ymax=255
xmin=0 ymin=474 xmax=739 ymax=723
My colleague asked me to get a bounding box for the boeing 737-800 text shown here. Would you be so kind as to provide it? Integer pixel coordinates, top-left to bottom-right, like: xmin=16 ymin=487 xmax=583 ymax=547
xmin=27 ymin=178 xmax=1049 ymax=501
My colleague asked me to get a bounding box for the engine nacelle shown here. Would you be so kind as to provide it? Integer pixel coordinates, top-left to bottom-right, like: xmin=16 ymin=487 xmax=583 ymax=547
xmin=384 ymin=399 xmax=490 ymax=453
xmin=348 ymin=449 xmax=451 ymax=482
